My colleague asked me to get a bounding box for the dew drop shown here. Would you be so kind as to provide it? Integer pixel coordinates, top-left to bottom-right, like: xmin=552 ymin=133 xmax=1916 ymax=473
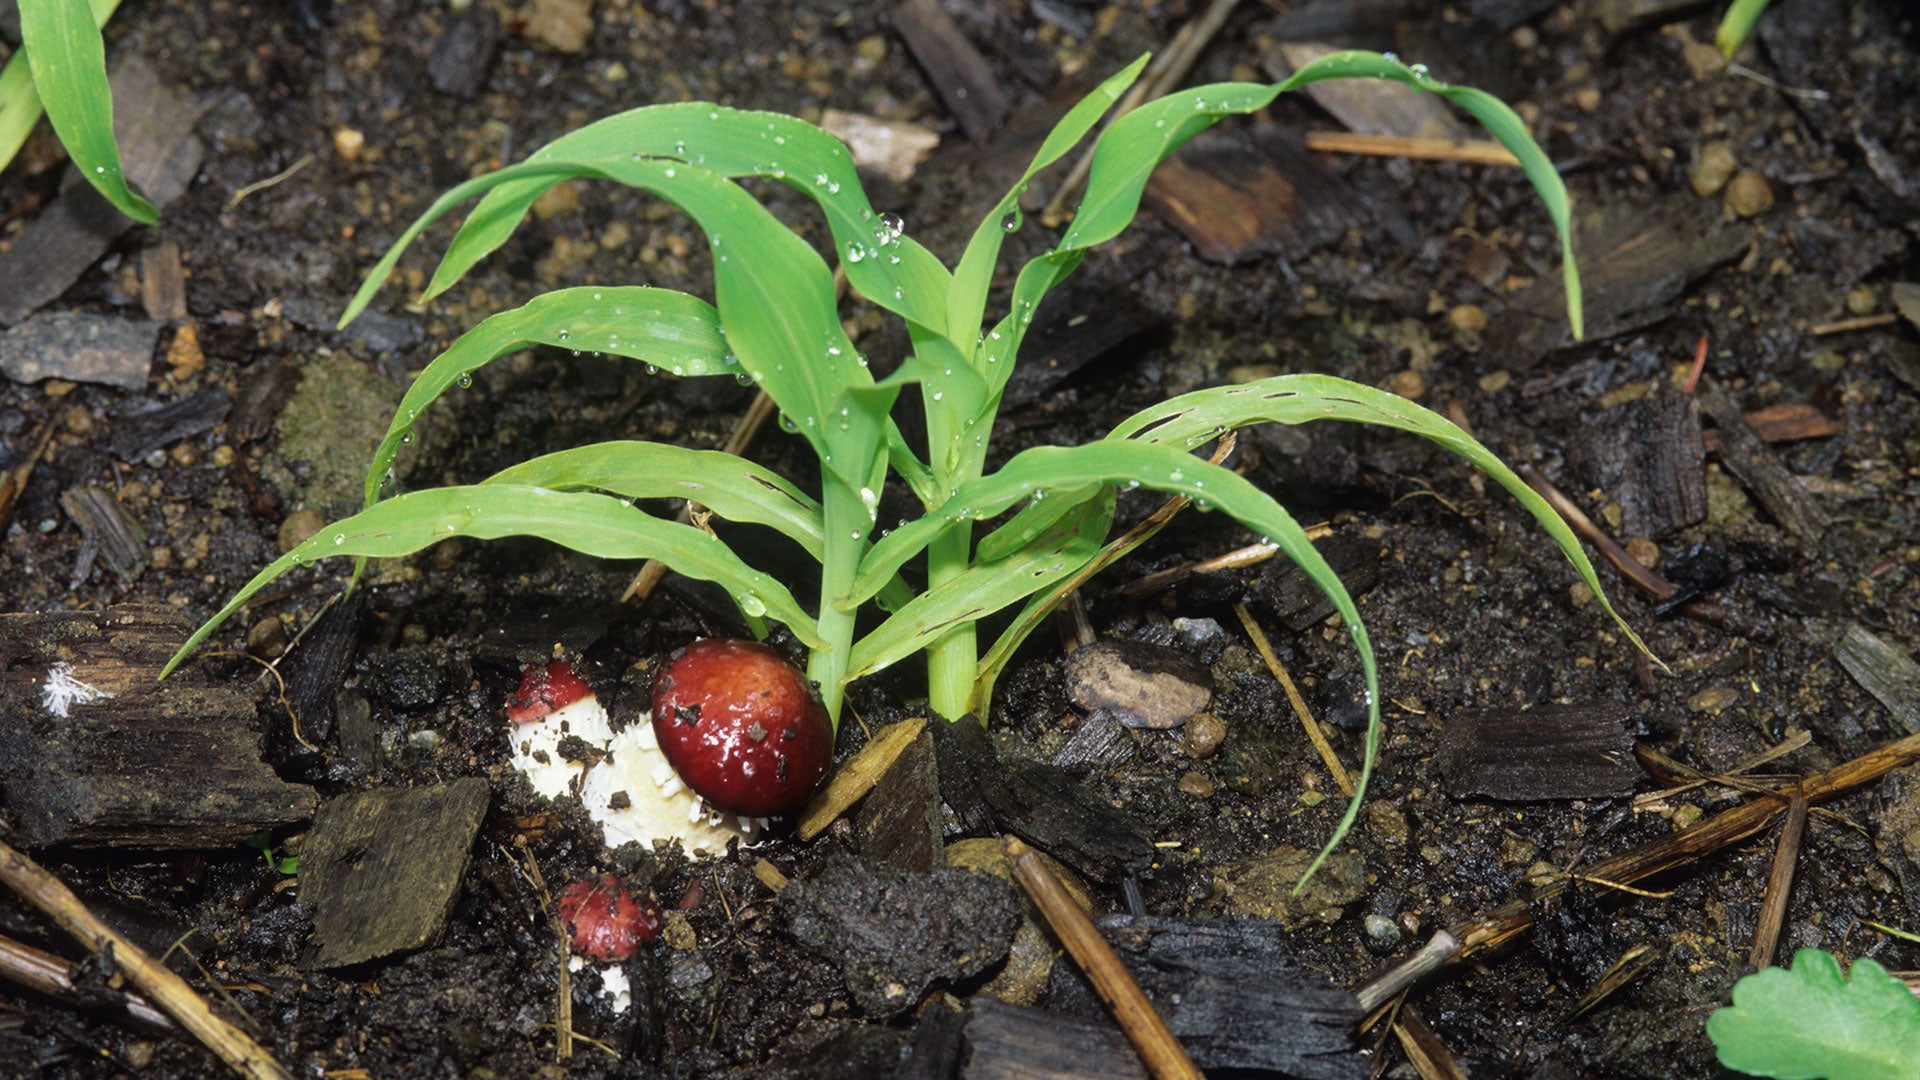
xmin=457 ymin=374 xmax=473 ymax=388
xmin=333 ymin=533 xmax=346 ymax=545
xmin=738 ymin=594 xmax=767 ymax=617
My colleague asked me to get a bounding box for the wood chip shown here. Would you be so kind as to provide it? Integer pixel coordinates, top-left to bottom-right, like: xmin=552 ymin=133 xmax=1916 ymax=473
xmin=820 ymin=109 xmax=939 ymax=183
xmin=0 ymin=312 xmax=161 ymax=391
xmin=0 ymin=605 xmax=318 ymax=848
xmin=857 ymin=729 xmax=943 ymax=872
xmin=1144 ymin=124 xmax=1379 ymax=264
xmin=893 ymin=0 xmax=1008 ymax=142
xmin=59 ymin=485 xmax=149 ymax=582
xmin=138 ymin=241 xmax=189 ymax=322
xmin=797 ymin=717 xmax=926 ymax=840
xmin=1436 ymin=703 xmax=1637 ymax=801
xmin=1578 ymin=385 xmax=1705 ymax=540
xmin=1267 ymin=42 xmax=1469 ymax=140
xmin=302 ymin=778 xmax=490 ymax=968
xmin=1835 ymin=622 xmax=1920 ymax=734
xmin=1497 ymin=197 xmax=1748 ymax=371
xmin=1698 ymin=387 xmax=1830 ymax=546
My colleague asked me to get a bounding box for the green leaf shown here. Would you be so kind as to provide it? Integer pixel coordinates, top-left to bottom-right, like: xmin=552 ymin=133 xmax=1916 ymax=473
xmin=17 ymin=0 xmax=152 ymax=223
xmin=1109 ymin=373 xmax=1646 ymax=658
xmin=483 ymin=442 xmax=825 ymax=560
xmin=162 ymin=485 xmax=820 ymax=677
xmin=343 ymin=102 xmax=951 ymax=337
xmin=361 ymin=286 xmax=734 ymax=511
xmin=1708 ymin=949 xmax=1920 ymax=1080
xmin=946 ymin=55 xmax=1148 ymax=350
xmin=1716 ymin=0 xmax=1775 ymax=58
xmin=848 ymin=491 xmax=1112 ymax=683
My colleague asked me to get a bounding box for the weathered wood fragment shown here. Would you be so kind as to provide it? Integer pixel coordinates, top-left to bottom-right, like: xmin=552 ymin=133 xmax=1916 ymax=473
xmin=301 ymin=778 xmax=490 ymax=968
xmin=103 ymin=389 xmax=231 ymax=461
xmin=893 ymin=0 xmax=1007 ymax=142
xmin=779 ymin=854 xmax=1020 ymax=1017
xmin=138 ymin=241 xmax=188 ymax=323
xmin=1001 ymin=289 xmax=1159 ymax=411
xmin=1436 ymin=703 xmax=1637 ymax=800
xmin=280 ymin=596 xmax=363 ymax=746
xmin=59 ymin=485 xmax=149 ymax=582
xmin=1835 ymin=622 xmax=1920 ymax=734
xmin=929 ymin=717 xmax=1155 ymax=884
xmin=0 ymin=312 xmax=161 ymax=391
xmin=894 ymin=1002 xmax=969 ymax=1080
xmin=1497 ymin=198 xmax=1748 ymax=371
xmin=1578 ymin=385 xmax=1705 ymax=540
xmin=1144 ymin=124 xmax=1378 ymax=264
xmin=1046 ymin=917 xmax=1366 ymax=1077
xmin=857 ymin=729 xmax=942 ymax=872
xmin=1698 ymin=388 xmax=1830 ymax=546
xmin=0 ymin=606 xmax=317 ymax=848
xmin=962 ymin=996 xmax=1146 ymax=1080
xmin=0 ymin=56 xmax=204 ymax=326
xmin=1052 ymin=710 xmax=1136 ymax=771
xmin=426 ymin=6 xmax=498 ymax=98
xmin=1248 ymin=535 xmax=1381 ymax=632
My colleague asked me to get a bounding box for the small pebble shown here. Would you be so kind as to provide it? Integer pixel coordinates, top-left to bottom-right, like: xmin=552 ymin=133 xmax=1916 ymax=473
xmin=332 ymin=127 xmax=365 ymax=166
xmin=1690 ymin=141 xmax=1737 ymax=197
xmin=62 ymin=405 xmax=93 ymax=435
xmin=1179 ymin=712 xmax=1226 ymax=758
xmin=1724 ymin=171 xmax=1774 ymax=217
xmin=1625 ymin=537 xmax=1660 ymax=569
xmin=1447 ymin=303 xmax=1488 ymax=334
xmin=1845 ymin=285 xmax=1877 ymax=316
xmin=1568 ymin=581 xmax=1595 ymax=608
xmin=1687 ymin=686 xmax=1740 ymax=713
xmin=247 ymin=617 xmax=288 ymax=660
xmin=1177 ymin=771 xmax=1215 ymax=798
xmin=1391 ymin=369 xmax=1426 ymax=400
xmin=278 ymin=508 xmax=325 ymax=553
xmin=1364 ymin=913 xmax=1402 ymax=948
xmin=1572 ymin=86 xmax=1601 ymax=113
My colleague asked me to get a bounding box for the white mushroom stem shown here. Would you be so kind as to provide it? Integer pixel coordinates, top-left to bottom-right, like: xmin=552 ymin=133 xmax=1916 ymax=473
xmin=507 ymin=693 xmax=758 ymax=857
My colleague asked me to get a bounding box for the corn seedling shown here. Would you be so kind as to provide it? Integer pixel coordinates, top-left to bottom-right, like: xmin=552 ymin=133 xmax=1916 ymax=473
xmin=167 ymin=52 xmax=1643 ymax=874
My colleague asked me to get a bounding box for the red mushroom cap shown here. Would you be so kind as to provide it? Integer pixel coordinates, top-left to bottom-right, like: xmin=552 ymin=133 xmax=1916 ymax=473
xmin=556 ymin=873 xmax=659 ymax=961
xmin=650 ymin=639 xmax=833 ymax=817
xmin=507 ymin=660 xmax=593 ymax=724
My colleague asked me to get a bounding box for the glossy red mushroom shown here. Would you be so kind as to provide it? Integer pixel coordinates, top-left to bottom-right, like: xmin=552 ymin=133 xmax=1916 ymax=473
xmin=506 ymin=660 xmax=593 ymax=724
xmin=556 ymin=873 xmax=660 ymax=962
xmin=650 ymin=639 xmax=833 ymax=817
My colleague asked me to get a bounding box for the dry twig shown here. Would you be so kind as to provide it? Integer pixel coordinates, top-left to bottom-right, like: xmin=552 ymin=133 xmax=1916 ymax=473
xmin=1004 ymin=837 xmax=1202 ymax=1080
xmin=0 ymin=839 xmax=291 ymax=1080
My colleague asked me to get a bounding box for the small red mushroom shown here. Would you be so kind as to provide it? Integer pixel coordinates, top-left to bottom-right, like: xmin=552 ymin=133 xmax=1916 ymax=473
xmin=650 ymin=639 xmax=833 ymax=817
xmin=556 ymin=873 xmax=660 ymax=962
xmin=507 ymin=660 xmax=592 ymax=724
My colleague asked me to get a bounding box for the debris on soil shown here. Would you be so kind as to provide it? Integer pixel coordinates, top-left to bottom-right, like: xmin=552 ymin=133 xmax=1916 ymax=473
xmin=1836 ymin=622 xmax=1920 ymax=735
xmin=1437 ymin=703 xmax=1639 ymax=800
xmin=1065 ymin=638 xmax=1212 ymax=731
xmin=0 ymin=56 xmax=202 ymax=326
xmin=0 ymin=312 xmax=161 ymax=391
xmin=0 ymin=606 xmax=317 ymax=848
xmin=779 ymin=854 xmax=1021 ymax=1017
xmin=1215 ymin=846 xmax=1366 ymax=930
xmin=892 ymin=0 xmax=1007 ymax=142
xmin=856 ymin=728 xmax=942 ymax=872
xmin=300 ymin=778 xmax=489 ymax=968
xmin=1049 ymin=916 xmax=1365 ymax=1079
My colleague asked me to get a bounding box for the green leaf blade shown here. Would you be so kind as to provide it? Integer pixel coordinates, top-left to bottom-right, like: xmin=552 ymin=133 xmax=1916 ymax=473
xmin=18 ymin=0 xmax=152 ymax=223
xmin=363 ymin=286 xmax=734 ymax=511
xmin=483 ymin=442 xmax=825 ymax=560
xmin=162 ymin=485 xmax=820 ymax=677
xmin=1110 ymin=373 xmax=1646 ymax=658
xmin=1708 ymin=949 xmax=1920 ymax=1080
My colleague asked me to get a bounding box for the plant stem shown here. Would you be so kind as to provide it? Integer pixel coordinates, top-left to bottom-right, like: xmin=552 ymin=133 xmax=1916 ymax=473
xmin=809 ymin=481 xmax=867 ymax=729
xmin=923 ymin=521 xmax=977 ymax=720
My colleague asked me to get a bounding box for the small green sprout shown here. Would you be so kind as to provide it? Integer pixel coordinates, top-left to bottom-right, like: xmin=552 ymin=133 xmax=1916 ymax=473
xmin=168 ymin=52 xmax=1642 ymax=873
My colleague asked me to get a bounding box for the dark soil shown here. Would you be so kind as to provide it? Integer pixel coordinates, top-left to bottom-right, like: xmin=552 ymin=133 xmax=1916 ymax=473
xmin=3 ymin=0 xmax=1918 ymax=1077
